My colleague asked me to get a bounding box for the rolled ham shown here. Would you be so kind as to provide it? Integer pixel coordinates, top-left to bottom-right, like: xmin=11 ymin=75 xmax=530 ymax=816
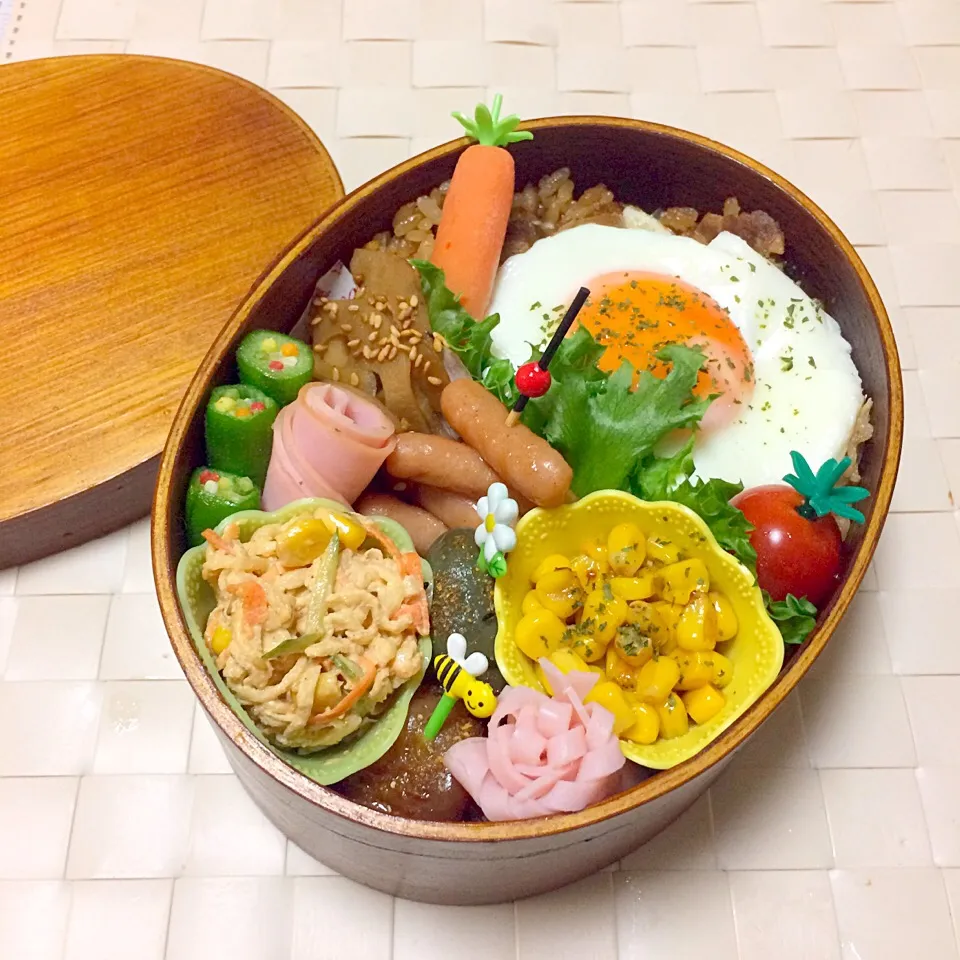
xmin=443 ymin=661 xmax=627 ymax=821
xmin=262 ymin=382 xmax=396 ymax=511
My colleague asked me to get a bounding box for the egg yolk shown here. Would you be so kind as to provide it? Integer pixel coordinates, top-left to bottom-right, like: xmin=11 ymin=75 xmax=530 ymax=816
xmin=576 ymin=272 xmax=755 ymax=430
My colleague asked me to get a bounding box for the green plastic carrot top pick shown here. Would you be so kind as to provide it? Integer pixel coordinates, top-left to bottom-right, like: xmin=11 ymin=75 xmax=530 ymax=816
xmin=452 ymin=93 xmax=533 ymax=147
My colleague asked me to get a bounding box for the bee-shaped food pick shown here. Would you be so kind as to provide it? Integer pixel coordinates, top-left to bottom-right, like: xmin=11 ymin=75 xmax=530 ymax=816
xmin=423 ymin=633 xmax=497 ymax=741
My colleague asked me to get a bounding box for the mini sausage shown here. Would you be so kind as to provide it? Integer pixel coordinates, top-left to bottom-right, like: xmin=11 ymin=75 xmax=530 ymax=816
xmin=355 ymin=494 xmax=448 ymax=555
xmin=385 ymin=433 xmax=501 ymax=501
xmin=440 ymin=379 xmax=573 ymax=508
xmin=414 ymin=485 xmax=480 ymax=530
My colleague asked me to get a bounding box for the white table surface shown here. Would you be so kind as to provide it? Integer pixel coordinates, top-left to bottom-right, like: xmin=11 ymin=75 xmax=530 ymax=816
xmin=3 ymin=1 xmax=960 ymax=958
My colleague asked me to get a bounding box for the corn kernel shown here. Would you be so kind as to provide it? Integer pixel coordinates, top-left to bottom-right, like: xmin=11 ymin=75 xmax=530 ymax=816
xmin=580 ymin=587 xmax=629 ymax=648
xmin=682 ymin=684 xmax=726 ymax=725
xmin=580 ymin=539 xmax=610 ymax=575
xmin=570 ymin=553 xmax=604 ymax=591
xmin=605 ymin=645 xmax=641 ymax=691
xmin=610 ymin=574 xmax=660 ymax=602
xmin=515 ymin=608 xmax=566 ymax=660
xmin=651 ymin=601 xmax=683 ymax=654
xmin=658 ymin=692 xmax=690 ymax=738
xmin=711 ymin=652 xmax=734 ymax=689
xmin=550 ymin=648 xmax=591 ymax=675
xmin=646 ymin=536 xmax=681 ymax=566
xmin=535 ymin=568 xmax=584 ymax=620
xmin=709 ymin=591 xmax=738 ymax=641
xmin=614 ymin=624 xmax=655 ymax=670
xmin=568 ymin=632 xmax=606 ymax=663
xmin=313 ymin=671 xmax=342 ymax=711
xmin=623 ymin=701 xmax=660 ymax=744
xmin=319 ymin=510 xmax=366 ymax=551
xmin=636 ymin=656 xmax=682 ymax=704
xmin=276 ymin=517 xmax=332 ymax=567
xmin=676 ymin=594 xmax=719 ymax=651
xmin=660 ymin=559 xmax=710 ymax=605
xmin=532 ymin=553 xmax=571 ymax=585
xmin=607 ymin=522 xmax=646 ymax=576
xmin=675 ymin=651 xmax=716 ymax=691
xmin=585 ymin=681 xmax=636 ymax=736
xmin=521 ymin=590 xmax=544 ymax=615
xmin=210 ymin=626 xmax=231 ymax=655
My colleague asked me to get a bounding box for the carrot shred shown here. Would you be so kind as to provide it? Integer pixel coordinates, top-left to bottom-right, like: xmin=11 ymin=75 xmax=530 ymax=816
xmin=309 ymin=656 xmax=377 ymax=724
xmin=227 ymin=580 xmax=268 ymax=627
xmin=201 ymin=528 xmax=234 ymax=553
xmin=430 ymin=143 xmax=515 ymax=319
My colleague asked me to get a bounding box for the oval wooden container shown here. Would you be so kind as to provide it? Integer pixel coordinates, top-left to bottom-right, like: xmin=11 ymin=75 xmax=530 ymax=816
xmin=153 ymin=118 xmax=903 ymax=904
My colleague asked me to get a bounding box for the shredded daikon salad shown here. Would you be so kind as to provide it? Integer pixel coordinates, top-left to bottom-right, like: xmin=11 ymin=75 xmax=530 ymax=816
xmin=201 ymin=520 xmax=423 ymax=753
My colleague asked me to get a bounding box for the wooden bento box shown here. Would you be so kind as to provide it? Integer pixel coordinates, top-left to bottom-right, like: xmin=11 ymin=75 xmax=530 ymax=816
xmin=152 ymin=117 xmax=903 ymax=904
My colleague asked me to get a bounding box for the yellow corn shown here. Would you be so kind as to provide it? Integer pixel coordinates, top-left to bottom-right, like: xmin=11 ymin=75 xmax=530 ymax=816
xmin=580 ymin=539 xmax=611 ymax=575
xmin=607 ymin=522 xmax=646 ymax=576
xmin=636 ymin=656 xmax=681 ymax=704
xmin=521 ymin=590 xmax=544 ymax=615
xmin=709 ymin=591 xmax=738 ymax=642
xmin=605 ymin=646 xmax=641 ymax=691
xmin=651 ymin=601 xmax=683 ymax=654
xmin=610 ymin=574 xmax=660 ymax=602
xmin=570 ymin=553 xmax=604 ymax=591
xmin=313 ymin=671 xmax=342 ymax=711
xmin=532 ymin=553 xmax=571 ymax=585
xmin=585 ymin=681 xmax=636 ymax=736
xmin=676 ymin=593 xmax=719 ymax=651
xmin=319 ymin=510 xmax=366 ymax=551
xmin=623 ymin=701 xmax=660 ymax=744
xmin=515 ymin=608 xmax=567 ymax=660
xmin=675 ymin=651 xmax=716 ymax=691
xmin=210 ymin=626 xmax=232 ymax=655
xmin=535 ymin=568 xmax=584 ymax=620
xmin=275 ymin=517 xmax=332 ymax=567
xmin=659 ymin=558 xmax=710 ymax=605
xmin=550 ymin=648 xmax=591 ymax=675
xmin=658 ymin=692 xmax=690 ymax=738
xmin=580 ymin=588 xmax=629 ymax=648
xmin=682 ymin=684 xmax=726 ymax=725
xmin=711 ymin=652 xmax=734 ymax=689
xmin=646 ymin=536 xmax=681 ymax=566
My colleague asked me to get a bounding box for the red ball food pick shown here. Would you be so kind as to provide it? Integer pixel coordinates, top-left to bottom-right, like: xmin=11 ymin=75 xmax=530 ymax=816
xmin=516 ymin=361 xmax=552 ymax=398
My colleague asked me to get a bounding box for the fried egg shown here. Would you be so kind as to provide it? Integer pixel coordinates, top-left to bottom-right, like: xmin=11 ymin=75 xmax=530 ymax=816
xmin=486 ymin=223 xmax=864 ymax=489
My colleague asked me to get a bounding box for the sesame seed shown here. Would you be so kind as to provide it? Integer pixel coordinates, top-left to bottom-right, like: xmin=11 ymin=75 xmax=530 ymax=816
xmin=388 ymin=345 xmax=397 ymax=360
xmin=409 ymin=346 xmax=418 ymax=363
xmin=410 ymin=295 xmax=419 ymax=307
xmin=377 ymin=345 xmax=390 ymax=362
xmin=432 ymin=336 xmax=443 ymax=353
xmin=331 ymin=367 xmax=341 ymax=381
xmin=347 ymin=338 xmax=360 ymax=348
xmin=427 ymin=376 xmax=441 ymax=385
xmin=375 ymin=302 xmax=385 ymax=312
xmin=367 ymin=330 xmax=377 ymax=341
xmin=414 ymin=353 xmax=423 ymax=368
xmin=347 ymin=304 xmax=360 ymax=313
xmin=362 ymin=345 xmax=374 ymax=359
xmin=423 ymin=360 xmax=432 ymax=373
xmin=312 ymin=343 xmax=327 ymax=353
xmin=339 ymin=323 xmax=352 ymax=333
xmin=371 ymin=315 xmax=382 ymax=330
xmin=390 ymin=325 xmax=401 ymax=338
xmin=349 ymin=372 xmax=360 ymax=387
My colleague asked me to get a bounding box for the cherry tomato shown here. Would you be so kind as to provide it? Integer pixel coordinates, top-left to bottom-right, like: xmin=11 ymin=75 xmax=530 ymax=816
xmin=516 ymin=361 xmax=552 ymax=398
xmin=731 ymin=484 xmax=841 ymax=606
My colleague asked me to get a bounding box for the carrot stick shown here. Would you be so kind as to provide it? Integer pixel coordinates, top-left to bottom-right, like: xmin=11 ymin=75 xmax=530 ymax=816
xmin=201 ymin=528 xmax=234 ymax=553
xmin=430 ymin=95 xmax=533 ymax=319
xmin=309 ymin=656 xmax=377 ymax=724
xmin=227 ymin=580 xmax=268 ymax=627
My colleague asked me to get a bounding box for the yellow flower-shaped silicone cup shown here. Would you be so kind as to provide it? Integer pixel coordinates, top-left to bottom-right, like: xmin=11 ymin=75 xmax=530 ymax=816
xmin=494 ymin=490 xmax=784 ymax=770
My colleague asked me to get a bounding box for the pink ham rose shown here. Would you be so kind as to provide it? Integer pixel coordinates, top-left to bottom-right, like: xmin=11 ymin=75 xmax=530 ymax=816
xmin=443 ymin=661 xmax=627 ymax=821
xmin=262 ymin=382 xmax=396 ymax=511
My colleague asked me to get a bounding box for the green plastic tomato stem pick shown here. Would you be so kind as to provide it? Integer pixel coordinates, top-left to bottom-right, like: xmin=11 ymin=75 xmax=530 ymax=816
xmin=783 ymin=450 xmax=870 ymax=524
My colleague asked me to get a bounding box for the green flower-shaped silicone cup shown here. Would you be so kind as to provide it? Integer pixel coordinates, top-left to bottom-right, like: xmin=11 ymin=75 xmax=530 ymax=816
xmin=176 ymin=497 xmax=432 ymax=786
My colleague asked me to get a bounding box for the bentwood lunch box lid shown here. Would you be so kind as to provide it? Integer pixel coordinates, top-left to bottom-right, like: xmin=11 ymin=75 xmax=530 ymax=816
xmin=0 ymin=54 xmax=344 ymax=568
